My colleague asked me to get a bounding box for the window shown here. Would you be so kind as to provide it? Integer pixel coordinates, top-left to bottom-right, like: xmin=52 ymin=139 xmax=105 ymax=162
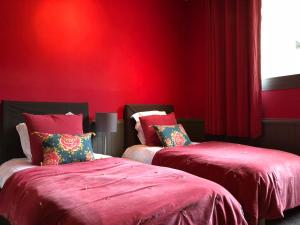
xmin=261 ymin=0 xmax=300 ymax=79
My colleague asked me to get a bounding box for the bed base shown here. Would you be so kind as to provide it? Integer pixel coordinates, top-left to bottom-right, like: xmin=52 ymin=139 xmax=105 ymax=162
xmin=259 ymin=218 xmax=266 ymax=225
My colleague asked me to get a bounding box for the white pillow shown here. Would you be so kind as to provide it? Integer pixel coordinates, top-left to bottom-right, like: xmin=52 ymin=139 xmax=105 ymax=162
xmin=16 ymin=112 xmax=75 ymax=162
xmin=16 ymin=123 xmax=32 ymax=161
xmin=131 ymin=111 xmax=166 ymax=144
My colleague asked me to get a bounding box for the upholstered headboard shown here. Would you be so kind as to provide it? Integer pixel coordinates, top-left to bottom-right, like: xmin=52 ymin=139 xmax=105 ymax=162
xmin=123 ymin=104 xmax=174 ymax=149
xmin=0 ymin=100 xmax=89 ymax=164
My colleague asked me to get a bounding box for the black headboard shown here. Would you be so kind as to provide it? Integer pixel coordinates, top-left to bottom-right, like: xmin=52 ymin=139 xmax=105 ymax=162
xmin=0 ymin=100 xmax=89 ymax=164
xmin=123 ymin=104 xmax=174 ymax=149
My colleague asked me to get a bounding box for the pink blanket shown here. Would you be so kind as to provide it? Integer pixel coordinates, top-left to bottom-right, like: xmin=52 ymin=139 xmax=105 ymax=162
xmin=152 ymin=141 xmax=300 ymax=225
xmin=0 ymin=157 xmax=247 ymax=225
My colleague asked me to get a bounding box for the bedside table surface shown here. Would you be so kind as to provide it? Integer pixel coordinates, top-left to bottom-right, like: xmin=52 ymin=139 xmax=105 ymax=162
xmin=94 ymin=153 xmax=112 ymax=159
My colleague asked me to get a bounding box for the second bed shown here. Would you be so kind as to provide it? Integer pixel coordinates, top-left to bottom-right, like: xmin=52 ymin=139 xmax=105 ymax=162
xmin=123 ymin=104 xmax=300 ymax=225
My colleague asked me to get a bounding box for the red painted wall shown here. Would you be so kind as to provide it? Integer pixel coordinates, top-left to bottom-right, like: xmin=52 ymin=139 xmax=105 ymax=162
xmin=0 ymin=0 xmax=187 ymax=119
xmin=184 ymin=0 xmax=208 ymax=119
xmin=2 ymin=0 xmax=295 ymax=120
xmin=180 ymin=0 xmax=211 ymax=119
xmin=262 ymin=89 xmax=300 ymax=118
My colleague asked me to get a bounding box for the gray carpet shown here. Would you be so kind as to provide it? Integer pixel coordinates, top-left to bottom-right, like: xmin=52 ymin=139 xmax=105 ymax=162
xmin=266 ymin=207 xmax=300 ymax=225
xmin=1 ymin=208 xmax=299 ymax=225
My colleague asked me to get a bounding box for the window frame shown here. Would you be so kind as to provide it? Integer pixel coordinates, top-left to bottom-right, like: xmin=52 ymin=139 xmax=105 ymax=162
xmin=262 ymin=74 xmax=300 ymax=91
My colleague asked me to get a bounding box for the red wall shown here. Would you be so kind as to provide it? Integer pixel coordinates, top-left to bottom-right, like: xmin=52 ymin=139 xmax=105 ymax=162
xmin=184 ymin=0 xmax=208 ymax=119
xmin=2 ymin=0 xmax=296 ymax=120
xmin=0 ymin=0 xmax=188 ymax=119
xmin=262 ymin=89 xmax=300 ymax=118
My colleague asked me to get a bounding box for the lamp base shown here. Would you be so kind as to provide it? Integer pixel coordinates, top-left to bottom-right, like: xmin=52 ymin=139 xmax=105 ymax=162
xmin=103 ymin=134 xmax=107 ymax=155
xmin=95 ymin=132 xmax=109 ymax=155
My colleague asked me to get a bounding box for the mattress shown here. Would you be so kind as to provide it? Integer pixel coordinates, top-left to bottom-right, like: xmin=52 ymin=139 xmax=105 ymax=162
xmin=0 ymin=153 xmax=110 ymax=188
xmin=0 ymin=157 xmax=247 ymax=225
xmin=152 ymin=141 xmax=300 ymax=225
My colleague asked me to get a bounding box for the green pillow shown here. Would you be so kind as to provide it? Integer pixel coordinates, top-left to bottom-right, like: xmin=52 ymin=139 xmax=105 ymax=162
xmin=153 ymin=124 xmax=192 ymax=147
xmin=33 ymin=132 xmax=95 ymax=165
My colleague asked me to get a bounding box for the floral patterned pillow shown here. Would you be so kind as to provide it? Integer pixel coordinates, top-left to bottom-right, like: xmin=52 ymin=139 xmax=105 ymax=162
xmin=153 ymin=124 xmax=192 ymax=147
xmin=33 ymin=132 xmax=95 ymax=166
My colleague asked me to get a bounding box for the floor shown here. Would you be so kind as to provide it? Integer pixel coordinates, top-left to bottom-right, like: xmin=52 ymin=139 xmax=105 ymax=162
xmin=266 ymin=207 xmax=300 ymax=225
xmin=0 ymin=208 xmax=299 ymax=225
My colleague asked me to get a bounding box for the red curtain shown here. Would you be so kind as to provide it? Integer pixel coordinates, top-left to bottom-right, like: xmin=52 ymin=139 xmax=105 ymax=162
xmin=205 ymin=0 xmax=262 ymax=138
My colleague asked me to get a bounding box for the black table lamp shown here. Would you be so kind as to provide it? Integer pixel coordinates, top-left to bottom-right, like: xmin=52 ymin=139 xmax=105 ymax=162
xmin=95 ymin=112 xmax=118 ymax=154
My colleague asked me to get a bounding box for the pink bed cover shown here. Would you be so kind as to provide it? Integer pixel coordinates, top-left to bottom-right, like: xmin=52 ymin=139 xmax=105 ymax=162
xmin=0 ymin=157 xmax=247 ymax=225
xmin=152 ymin=141 xmax=300 ymax=225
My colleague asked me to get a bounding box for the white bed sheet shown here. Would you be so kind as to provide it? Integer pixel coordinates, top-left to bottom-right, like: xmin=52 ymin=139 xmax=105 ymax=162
xmin=0 ymin=153 xmax=111 ymax=188
xmin=122 ymin=145 xmax=163 ymax=164
xmin=0 ymin=158 xmax=34 ymax=188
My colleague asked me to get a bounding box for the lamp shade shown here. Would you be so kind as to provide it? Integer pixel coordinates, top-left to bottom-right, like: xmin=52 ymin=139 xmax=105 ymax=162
xmin=95 ymin=112 xmax=117 ymax=133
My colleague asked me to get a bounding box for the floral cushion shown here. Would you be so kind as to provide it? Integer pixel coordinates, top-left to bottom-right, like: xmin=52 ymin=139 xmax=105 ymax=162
xmin=153 ymin=124 xmax=192 ymax=147
xmin=33 ymin=132 xmax=95 ymax=166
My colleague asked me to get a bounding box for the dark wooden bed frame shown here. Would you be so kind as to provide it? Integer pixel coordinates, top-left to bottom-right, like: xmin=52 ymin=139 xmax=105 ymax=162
xmin=0 ymin=100 xmax=90 ymax=225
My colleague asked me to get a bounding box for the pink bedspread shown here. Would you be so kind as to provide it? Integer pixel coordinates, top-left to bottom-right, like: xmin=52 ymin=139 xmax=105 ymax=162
xmin=0 ymin=157 xmax=247 ymax=225
xmin=152 ymin=142 xmax=300 ymax=225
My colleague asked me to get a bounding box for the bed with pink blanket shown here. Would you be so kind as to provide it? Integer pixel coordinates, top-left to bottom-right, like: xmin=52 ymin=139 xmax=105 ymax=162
xmin=0 ymin=157 xmax=247 ymax=225
xmin=152 ymin=142 xmax=300 ymax=225
xmin=123 ymin=104 xmax=300 ymax=225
